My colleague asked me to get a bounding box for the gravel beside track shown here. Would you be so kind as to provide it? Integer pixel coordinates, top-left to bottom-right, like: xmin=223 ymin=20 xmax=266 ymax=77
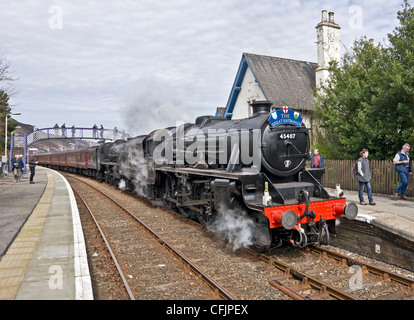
xmin=68 ymin=175 xmax=291 ymax=300
xmin=68 ymin=176 xmax=219 ymax=300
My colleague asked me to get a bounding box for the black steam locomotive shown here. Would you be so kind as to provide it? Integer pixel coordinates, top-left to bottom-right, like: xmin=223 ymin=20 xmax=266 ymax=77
xmin=38 ymin=101 xmax=358 ymax=252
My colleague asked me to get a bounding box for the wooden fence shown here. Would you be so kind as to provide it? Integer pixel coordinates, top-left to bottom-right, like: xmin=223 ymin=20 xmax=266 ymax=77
xmin=321 ymin=160 xmax=414 ymax=197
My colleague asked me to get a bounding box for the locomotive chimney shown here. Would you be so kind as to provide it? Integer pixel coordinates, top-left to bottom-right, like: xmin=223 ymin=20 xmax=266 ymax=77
xmin=250 ymin=101 xmax=272 ymax=117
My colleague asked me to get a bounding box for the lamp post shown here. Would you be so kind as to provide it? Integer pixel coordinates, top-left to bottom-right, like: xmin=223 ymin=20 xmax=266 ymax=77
xmin=3 ymin=112 xmax=21 ymax=175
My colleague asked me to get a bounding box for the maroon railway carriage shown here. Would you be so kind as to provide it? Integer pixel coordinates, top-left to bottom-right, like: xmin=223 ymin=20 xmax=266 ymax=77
xmin=66 ymin=149 xmax=88 ymax=171
xmin=36 ymin=153 xmax=51 ymax=166
xmin=37 ymin=148 xmax=90 ymax=174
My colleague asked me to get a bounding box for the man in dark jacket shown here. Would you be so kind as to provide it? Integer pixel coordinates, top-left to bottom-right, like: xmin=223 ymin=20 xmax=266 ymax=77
xmin=393 ymin=143 xmax=412 ymax=200
xmin=29 ymin=151 xmax=38 ymax=184
xmin=357 ymin=149 xmax=375 ymax=206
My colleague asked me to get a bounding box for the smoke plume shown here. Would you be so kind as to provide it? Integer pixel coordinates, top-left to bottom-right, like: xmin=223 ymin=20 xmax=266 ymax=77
xmin=121 ymin=76 xmax=191 ymax=136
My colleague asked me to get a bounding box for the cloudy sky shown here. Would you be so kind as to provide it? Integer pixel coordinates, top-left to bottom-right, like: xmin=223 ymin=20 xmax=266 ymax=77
xmin=0 ymin=0 xmax=404 ymax=136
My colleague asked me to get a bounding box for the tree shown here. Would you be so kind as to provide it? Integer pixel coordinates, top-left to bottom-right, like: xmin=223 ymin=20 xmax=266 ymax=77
xmin=0 ymin=90 xmax=11 ymax=156
xmin=0 ymin=53 xmax=16 ymax=157
xmin=313 ymin=0 xmax=414 ymax=160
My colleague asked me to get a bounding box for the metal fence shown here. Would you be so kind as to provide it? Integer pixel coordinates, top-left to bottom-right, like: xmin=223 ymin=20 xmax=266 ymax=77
xmin=322 ymin=160 xmax=414 ymax=197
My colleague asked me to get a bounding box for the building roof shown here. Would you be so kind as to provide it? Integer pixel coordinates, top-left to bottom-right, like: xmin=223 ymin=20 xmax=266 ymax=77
xmin=223 ymin=53 xmax=318 ymax=118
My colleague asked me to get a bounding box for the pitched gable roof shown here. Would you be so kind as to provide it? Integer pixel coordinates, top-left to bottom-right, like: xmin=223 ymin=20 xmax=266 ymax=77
xmin=223 ymin=53 xmax=317 ymax=119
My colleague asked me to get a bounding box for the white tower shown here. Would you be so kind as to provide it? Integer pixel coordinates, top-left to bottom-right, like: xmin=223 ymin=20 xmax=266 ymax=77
xmin=315 ymin=10 xmax=341 ymax=88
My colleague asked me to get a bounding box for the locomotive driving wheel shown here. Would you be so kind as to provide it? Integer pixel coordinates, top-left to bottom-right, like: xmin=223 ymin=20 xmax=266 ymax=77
xmin=194 ymin=183 xmax=215 ymax=227
xmin=196 ymin=207 xmax=217 ymax=227
xmin=164 ymin=176 xmax=177 ymax=210
xmin=177 ymin=183 xmax=196 ymax=219
xmin=178 ymin=197 xmax=196 ymax=219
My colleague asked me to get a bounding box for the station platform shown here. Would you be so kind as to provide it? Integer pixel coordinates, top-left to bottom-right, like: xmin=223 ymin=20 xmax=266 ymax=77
xmin=0 ymin=167 xmax=412 ymax=300
xmin=325 ymin=187 xmax=414 ymax=243
xmin=325 ymin=186 xmax=414 ymax=269
xmin=0 ymin=167 xmax=93 ymax=300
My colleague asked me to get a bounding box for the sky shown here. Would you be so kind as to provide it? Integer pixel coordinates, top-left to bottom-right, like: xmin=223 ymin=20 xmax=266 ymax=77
xmin=0 ymin=0 xmax=404 ymax=136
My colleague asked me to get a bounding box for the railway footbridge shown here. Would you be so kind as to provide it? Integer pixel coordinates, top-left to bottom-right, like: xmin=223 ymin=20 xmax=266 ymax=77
xmin=6 ymin=126 xmax=128 ymax=172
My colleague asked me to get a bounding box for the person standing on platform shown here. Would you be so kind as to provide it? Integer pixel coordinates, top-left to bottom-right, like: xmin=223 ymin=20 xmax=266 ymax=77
xmin=310 ymin=149 xmax=324 ymax=169
xmin=11 ymin=155 xmax=21 ymax=182
xmin=18 ymin=155 xmax=24 ymax=174
xmin=393 ymin=143 xmax=412 ymax=200
xmin=29 ymin=151 xmax=38 ymax=184
xmin=309 ymin=149 xmax=324 ymax=185
xmin=357 ymin=149 xmax=375 ymax=206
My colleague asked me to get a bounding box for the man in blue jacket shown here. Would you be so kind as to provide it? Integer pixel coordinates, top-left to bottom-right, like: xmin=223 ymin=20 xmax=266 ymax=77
xmin=393 ymin=143 xmax=412 ymax=200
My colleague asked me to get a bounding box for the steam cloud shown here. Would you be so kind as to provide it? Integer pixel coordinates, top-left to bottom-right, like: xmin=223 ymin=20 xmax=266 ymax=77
xmin=208 ymin=207 xmax=257 ymax=251
xmin=121 ymin=76 xmax=192 ymax=136
xmin=119 ymin=145 xmax=148 ymax=197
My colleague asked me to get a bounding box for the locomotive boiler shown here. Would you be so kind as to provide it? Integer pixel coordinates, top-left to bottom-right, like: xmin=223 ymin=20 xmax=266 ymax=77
xmin=118 ymin=101 xmax=358 ymax=251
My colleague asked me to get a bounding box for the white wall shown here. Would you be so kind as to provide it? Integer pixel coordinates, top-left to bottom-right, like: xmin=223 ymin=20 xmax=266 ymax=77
xmin=231 ymin=67 xmax=266 ymax=120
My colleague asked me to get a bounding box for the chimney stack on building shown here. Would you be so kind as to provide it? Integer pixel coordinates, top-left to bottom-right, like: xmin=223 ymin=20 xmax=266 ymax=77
xmin=315 ymin=10 xmax=341 ymax=88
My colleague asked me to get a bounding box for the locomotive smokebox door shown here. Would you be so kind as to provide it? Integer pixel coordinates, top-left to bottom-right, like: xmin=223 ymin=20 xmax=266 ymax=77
xmin=261 ymin=125 xmax=309 ymax=177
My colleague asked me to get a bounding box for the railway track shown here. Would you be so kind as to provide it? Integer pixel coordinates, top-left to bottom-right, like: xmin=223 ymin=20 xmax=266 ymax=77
xmin=66 ymin=173 xmax=235 ymax=300
xmin=261 ymin=245 xmax=414 ymax=300
xmin=65 ymin=173 xmax=414 ymax=300
xmin=73 ymin=188 xmax=135 ymax=300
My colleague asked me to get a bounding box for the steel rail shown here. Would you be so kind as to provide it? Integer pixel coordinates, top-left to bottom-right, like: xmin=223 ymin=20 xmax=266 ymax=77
xmin=309 ymin=246 xmax=414 ymax=289
xmin=245 ymin=248 xmax=358 ymax=300
xmin=268 ymin=280 xmax=307 ymax=300
xmin=71 ymin=187 xmax=136 ymax=300
xmin=68 ymin=174 xmax=236 ymax=301
xmin=260 ymin=245 xmax=414 ymax=300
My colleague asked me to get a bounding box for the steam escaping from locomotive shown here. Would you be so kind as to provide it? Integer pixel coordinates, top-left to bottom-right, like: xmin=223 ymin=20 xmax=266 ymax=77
xmin=118 ymin=144 xmax=148 ymax=197
xmin=118 ymin=179 xmax=126 ymax=190
xmin=121 ymin=77 xmax=191 ymax=136
xmin=209 ymin=207 xmax=258 ymax=251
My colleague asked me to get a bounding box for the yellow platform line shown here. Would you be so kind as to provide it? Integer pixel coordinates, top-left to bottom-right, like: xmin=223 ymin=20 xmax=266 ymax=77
xmin=0 ymin=172 xmax=54 ymax=300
